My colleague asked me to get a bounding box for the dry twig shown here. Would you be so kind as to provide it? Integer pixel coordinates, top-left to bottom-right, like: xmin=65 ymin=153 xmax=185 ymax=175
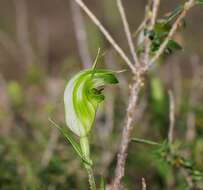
xmin=116 ymin=0 xmax=140 ymax=67
xmin=112 ymin=79 xmax=143 ymax=190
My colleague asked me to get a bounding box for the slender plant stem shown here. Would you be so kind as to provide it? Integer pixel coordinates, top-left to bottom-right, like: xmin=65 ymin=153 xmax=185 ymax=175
xmin=80 ymin=136 xmax=96 ymax=190
xmin=113 ymin=78 xmax=142 ymax=190
xmin=85 ymin=165 xmax=97 ymax=190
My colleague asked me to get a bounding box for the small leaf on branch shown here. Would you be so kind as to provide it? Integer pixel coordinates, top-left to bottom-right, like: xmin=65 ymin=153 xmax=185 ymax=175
xmin=167 ymin=40 xmax=182 ymax=50
xmin=132 ymin=138 xmax=161 ymax=146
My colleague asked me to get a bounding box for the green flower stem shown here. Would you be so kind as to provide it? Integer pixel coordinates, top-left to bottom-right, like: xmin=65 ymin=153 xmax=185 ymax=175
xmin=80 ymin=136 xmax=90 ymax=159
xmin=80 ymin=136 xmax=96 ymax=190
xmin=85 ymin=165 xmax=96 ymax=190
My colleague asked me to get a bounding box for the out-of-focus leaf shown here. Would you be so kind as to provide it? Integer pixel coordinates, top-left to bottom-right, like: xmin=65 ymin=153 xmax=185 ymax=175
xmin=151 ymin=78 xmax=164 ymax=102
xmin=7 ymin=81 xmax=23 ymax=106
xmin=167 ymin=40 xmax=182 ymax=51
xmin=191 ymin=170 xmax=203 ymax=181
xmin=26 ymin=64 xmax=44 ymax=84
xmin=64 ymin=69 xmax=118 ymax=137
xmin=196 ymin=0 xmax=203 ymax=4
xmin=154 ymin=22 xmax=171 ymax=35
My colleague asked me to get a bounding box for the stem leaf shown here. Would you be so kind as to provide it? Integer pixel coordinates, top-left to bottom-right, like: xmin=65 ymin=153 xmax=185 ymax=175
xmin=132 ymin=138 xmax=161 ymax=146
xmin=48 ymin=118 xmax=92 ymax=165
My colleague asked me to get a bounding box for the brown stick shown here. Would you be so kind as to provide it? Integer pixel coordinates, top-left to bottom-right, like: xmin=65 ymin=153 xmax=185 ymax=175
xmin=112 ymin=76 xmax=143 ymax=190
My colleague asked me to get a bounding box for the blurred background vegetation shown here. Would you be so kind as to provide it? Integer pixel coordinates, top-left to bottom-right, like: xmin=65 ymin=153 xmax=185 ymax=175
xmin=0 ymin=0 xmax=203 ymax=189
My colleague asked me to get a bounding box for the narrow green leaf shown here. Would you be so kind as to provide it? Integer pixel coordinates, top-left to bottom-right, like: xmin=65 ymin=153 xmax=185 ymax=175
xmin=132 ymin=138 xmax=161 ymax=146
xmin=165 ymin=5 xmax=183 ymax=23
xmin=48 ymin=118 xmax=92 ymax=165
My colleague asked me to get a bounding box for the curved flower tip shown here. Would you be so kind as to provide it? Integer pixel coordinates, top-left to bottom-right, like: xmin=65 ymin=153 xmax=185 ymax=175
xmin=64 ymin=69 xmax=118 ymax=137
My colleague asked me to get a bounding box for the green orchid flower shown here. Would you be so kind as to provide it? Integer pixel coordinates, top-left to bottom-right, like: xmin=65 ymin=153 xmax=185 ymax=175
xmin=64 ymin=69 xmax=118 ymax=137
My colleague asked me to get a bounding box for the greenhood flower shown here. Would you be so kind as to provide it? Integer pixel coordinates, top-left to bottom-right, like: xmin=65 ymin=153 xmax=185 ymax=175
xmin=64 ymin=69 xmax=118 ymax=137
